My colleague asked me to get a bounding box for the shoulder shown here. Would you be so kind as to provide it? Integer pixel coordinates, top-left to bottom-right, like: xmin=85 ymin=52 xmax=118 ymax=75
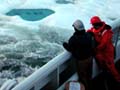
xmin=102 ymin=29 xmax=113 ymax=38
xmin=86 ymin=31 xmax=94 ymax=37
xmin=103 ymin=24 xmax=113 ymax=35
xmin=87 ymin=27 xmax=94 ymax=32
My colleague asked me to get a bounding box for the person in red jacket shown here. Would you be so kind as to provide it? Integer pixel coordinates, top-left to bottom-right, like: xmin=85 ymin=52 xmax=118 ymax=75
xmin=87 ymin=16 xmax=120 ymax=83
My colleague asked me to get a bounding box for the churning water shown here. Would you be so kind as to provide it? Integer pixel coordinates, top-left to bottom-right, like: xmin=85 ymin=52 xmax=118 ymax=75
xmin=0 ymin=14 xmax=72 ymax=86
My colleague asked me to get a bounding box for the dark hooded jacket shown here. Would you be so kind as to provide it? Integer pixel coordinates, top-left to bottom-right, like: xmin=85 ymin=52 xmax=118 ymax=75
xmin=63 ymin=30 xmax=95 ymax=60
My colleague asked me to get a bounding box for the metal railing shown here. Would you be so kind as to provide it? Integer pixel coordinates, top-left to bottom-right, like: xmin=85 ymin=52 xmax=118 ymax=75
xmin=6 ymin=18 xmax=120 ymax=90
xmin=12 ymin=51 xmax=72 ymax=90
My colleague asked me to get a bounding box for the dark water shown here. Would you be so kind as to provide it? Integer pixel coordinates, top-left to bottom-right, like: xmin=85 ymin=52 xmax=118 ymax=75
xmin=6 ymin=9 xmax=55 ymax=21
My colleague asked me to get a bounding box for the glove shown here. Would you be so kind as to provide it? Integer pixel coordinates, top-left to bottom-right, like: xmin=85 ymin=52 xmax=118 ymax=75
xmin=63 ymin=42 xmax=70 ymax=51
xmin=63 ymin=42 xmax=68 ymax=48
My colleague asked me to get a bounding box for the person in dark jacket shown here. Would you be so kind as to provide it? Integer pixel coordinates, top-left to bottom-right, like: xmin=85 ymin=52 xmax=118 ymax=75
xmin=87 ymin=16 xmax=120 ymax=84
xmin=63 ymin=20 xmax=95 ymax=90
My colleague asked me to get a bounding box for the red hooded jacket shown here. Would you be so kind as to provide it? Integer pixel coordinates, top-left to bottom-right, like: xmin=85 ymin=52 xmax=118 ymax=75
xmin=87 ymin=23 xmax=120 ymax=82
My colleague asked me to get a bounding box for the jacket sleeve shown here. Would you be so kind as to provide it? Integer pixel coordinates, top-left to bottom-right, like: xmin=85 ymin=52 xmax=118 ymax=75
xmin=96 ymin=31 xmax=112 ymax=50
xmin=63 ymin=42 xmax=71 ymax=52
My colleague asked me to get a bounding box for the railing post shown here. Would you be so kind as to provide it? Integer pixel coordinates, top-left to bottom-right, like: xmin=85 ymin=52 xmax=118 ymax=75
xmin=57 ymin=67 xmax=60 ymax=86
xmin=114 ymin=27 xmax=120 ymax=49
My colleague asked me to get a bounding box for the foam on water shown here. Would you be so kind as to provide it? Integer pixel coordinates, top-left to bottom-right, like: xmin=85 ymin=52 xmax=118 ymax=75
xmin=0 ymin=14 xmax=73 ymax=86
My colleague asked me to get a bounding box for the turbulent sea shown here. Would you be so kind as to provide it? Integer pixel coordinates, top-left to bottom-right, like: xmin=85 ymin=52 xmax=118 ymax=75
xmin=0 ymin=16 xmax=72 ymax=86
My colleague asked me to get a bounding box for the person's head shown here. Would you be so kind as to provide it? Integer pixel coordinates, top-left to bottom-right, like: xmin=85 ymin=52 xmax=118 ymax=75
xmin=72 ymin=20 xmax=85 ymax=32
xmin=90 ymin=16 xmax=104 ymax=30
